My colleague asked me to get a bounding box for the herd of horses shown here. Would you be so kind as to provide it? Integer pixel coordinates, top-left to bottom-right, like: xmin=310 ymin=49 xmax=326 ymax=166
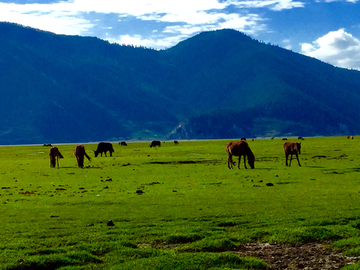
xmin=49 ymin=144 xmax=91 ymax=168
xmin=226 ymin=139 xmax=301 ymax=169
xmin=48 ymin=139 xmax=301 ymax=169
xmin=47 ymin=140 xmax=170 ymax=168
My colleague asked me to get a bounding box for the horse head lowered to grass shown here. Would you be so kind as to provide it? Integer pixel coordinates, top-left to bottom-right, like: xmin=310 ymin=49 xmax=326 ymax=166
xmin=49 ymin=146 xmax=64 ymax=168
xmin=283 ymin=141 xmax=301 ymax=167
xmin=74 ymin=144 xmax=91 ymax=168
xmin=226 ymin=140 xmax=255 ymax=169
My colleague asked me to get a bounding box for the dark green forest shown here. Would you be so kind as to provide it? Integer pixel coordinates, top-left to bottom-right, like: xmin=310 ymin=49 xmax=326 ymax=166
xmin=1 ymin=22 xmax=360 ymax=144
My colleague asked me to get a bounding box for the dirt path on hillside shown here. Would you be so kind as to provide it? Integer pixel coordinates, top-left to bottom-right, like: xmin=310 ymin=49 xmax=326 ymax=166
xmin=233 ymin=242 xmax=360 ymax=269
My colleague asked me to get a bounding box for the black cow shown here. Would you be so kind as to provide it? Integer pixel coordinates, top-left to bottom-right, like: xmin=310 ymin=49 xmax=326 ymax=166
xmin=93 ymin=142 xmax=114 ymax=157
xmin=150 ymin=140 xmax=161 ymax=148
xmin=119 ymin=141 xmax=127 ymax=146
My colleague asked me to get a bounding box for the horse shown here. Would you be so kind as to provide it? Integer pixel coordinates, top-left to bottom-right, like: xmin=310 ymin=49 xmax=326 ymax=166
xmin=74 ymin=144 xmax=91 ymax=168
xmin=174 ymin=140 xmax=179 ymax=145
xmin=49 ymin=146 xmax=64 ymax=168
xmin=283 ymin=142 xmax=301 ymax=167
xmin=226 ymin=140 xmax=255 ymax=169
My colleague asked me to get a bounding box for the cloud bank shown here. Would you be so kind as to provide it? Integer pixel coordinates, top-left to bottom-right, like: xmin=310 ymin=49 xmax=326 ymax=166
xmin=0 ymin=0 xmax=302 ymax=47
xmin=301 ymin=29 xmax=360 ymax=71
xmin=1 ymin=0 xmax=360 ymax=71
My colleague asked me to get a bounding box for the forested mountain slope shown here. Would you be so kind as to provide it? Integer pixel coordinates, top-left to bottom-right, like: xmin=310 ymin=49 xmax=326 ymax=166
xmin=1 ymin=22 xmax=360 ymax=144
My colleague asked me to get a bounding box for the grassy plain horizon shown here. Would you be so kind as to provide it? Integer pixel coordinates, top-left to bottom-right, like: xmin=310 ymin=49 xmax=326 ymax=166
xmin=1 ymin=137 xmax=360 ymax=269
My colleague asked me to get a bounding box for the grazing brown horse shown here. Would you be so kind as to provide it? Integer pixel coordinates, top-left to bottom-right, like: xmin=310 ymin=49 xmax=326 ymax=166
xmin=283 ymin=142 xmax=301 ymax=167
xmin=226 ymin=140 xmax=255 ymax=169
xmin=74 ymin=144 xmax=91 ymax=168
xmin=49 ymin=146 xmax=64 ymax=168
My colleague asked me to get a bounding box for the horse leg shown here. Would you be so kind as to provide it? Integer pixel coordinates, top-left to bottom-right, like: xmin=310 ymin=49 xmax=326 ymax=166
xmin=227 ymin=151 xmax=233 ymax=169
xmin=227 ymin=156 xmax=232 ymax=169
xmin=77 ymin=156 xmax=82 ymax=168
xmin=229 ymin=158 xmax=235 ymax=169
xmin=285 ymin=153 xmax=288 ymax=166
xmin=237 ymin=156 xmax=241 ymax=169
xmin=56 ymin=155 xmax=59 ymax=169
xmin=295 ymin=153 xmax=301 ymax=166
xmin=243 ymin=155 xmax=247 ymax=169
xmin=289 ymin=154 xmax=293 ymax=167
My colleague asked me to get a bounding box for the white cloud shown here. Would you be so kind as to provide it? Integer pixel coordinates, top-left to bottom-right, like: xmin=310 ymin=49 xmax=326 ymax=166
xmin=0 ymin=0 xmax=303 ymax=41
xmin=301 ymin=29 xmax=360 ymax=70
xmin=270 ymin=0 xmax=305 ymax=10
xmin=0 ymin=2 xmax=94 ymax=35
xmin=219 ymin=14 xmax=266 ymax=34
xmin=111 ymin=33 xmax=187 ymax=49
xmin=117 ymin=34 xmax=153 ymax=47
xmin=282 ymin=39 xmax=292 ymax=50
xmin=229 ymin=0 xmax=305 ymax=10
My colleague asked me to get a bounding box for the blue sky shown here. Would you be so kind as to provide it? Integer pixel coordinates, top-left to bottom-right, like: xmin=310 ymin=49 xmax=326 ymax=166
xmin=1 ymin=0 xmax=360 ymax=70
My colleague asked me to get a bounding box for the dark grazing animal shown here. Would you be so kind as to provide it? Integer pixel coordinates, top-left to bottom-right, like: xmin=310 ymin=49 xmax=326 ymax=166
xmin=174 ymin=140 xmax=179 ymax=145
xmin=119 ymin=141 xmax=127 ymax=146
xmin=226 ymin=140 xmax=255 ymax=169
xmin=283 ymin=142 xmax=301 ymax=167
xmin=150 ymin=140 xmax=161 ymax=148
xmin=93 ymin=142 xmax=114 ymax=157
xmin=49 ymin=146 xmax=64 ymax=168
xmin=43 ymin=143 xmax=52 ymax=147
xmin=74 ymin=144 xmax=91 ymax=168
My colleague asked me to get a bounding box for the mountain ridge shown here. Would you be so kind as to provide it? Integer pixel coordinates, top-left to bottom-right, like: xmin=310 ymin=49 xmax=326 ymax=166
xmin=1 ymin=22 xmax=360 ymax=144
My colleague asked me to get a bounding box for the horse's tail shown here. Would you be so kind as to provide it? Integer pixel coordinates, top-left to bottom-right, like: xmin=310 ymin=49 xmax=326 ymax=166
xmin=58 ymin=151 xmax=64 ymax=159
xmin=226 ymin=145 xmax=235 ymax=168
xmin=297 ymin=142 xmax=301 ymax=154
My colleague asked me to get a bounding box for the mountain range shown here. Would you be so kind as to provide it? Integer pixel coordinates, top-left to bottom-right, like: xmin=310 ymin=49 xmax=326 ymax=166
xmin=1 ymin=22 xmax=360 ymax=145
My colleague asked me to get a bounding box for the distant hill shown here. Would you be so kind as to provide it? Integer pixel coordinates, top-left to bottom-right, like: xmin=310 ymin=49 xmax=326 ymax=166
xmin=1 ymin=22 xmax=360 ymax=144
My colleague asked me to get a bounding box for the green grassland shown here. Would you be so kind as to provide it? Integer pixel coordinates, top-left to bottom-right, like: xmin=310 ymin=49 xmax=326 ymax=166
xmin=1 ymin=137 xmax=360 ymax=269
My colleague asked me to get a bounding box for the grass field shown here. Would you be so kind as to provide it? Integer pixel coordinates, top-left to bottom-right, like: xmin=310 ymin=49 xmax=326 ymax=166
xmin=1 ymin=137 xmax=360 ymax=269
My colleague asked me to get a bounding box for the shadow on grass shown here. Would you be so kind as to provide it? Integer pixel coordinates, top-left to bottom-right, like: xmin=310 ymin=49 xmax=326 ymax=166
xmin=147 ymin=160 xmax=221 ymax=165
xmin=52 ymin=166 xmax=103 ymax=169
